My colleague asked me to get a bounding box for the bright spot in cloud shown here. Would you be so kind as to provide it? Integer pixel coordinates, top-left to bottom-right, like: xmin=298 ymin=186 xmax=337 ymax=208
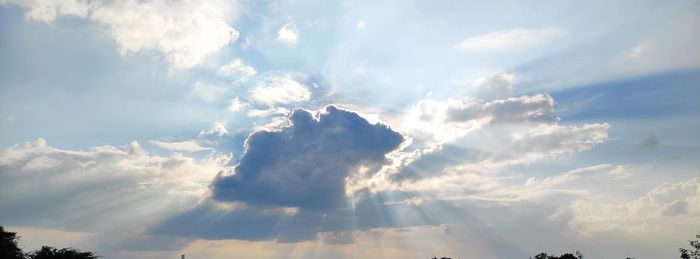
xmin=629 ymin=41 xmax=650 ymax=59
xmin=219 ymin=59 xmax=257 ymax=81
xmin=249 ymin=74 xmax=311 ymax=106
xmin=227 ymin=97 xmax=247 ymax=112
xmin=277 ymin=23 xmax=298 ymax=45
xmin=149 ymin=140 xmax=211 ymax=152
xmin=199 ymin=122 xmax=229 ymax=137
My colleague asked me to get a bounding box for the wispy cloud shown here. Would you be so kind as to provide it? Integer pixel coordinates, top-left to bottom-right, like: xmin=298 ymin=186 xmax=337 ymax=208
xmin=249 ymin=74 xmax=311 ymax=106
xmin=149 ymin=140 xmax=211 ymax=152
xmin=455 ymin=27 xmax=563 ymax=52
xmin=218 ymin=59 xmax=257 ymax=82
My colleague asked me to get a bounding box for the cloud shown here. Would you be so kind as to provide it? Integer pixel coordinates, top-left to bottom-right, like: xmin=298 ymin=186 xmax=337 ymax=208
xmin=246 ymin=107 xmax=290 ymax=118
xmin=2 ymin=0 xmax=239 ymax=71
xmin=628 ymin=41 xmax=650 ymax=59
xmin=481 ymin=94 xmax=558 ymax=123
xmin=391 ymin=89 xmax=607 ymax=182
xmin=390 ymin=122 xmax=608 ymax=182
xmin=227 ymin=97 xmax=247 ymax=112
xmin=511 ymin=123 xmax=609 ymax=157
xmin=639 ymin=134 xmax=659 ymax=148
xmin=277 ymin=22 xmax=298 ymax=45
xmin=455 ymin=27 xmax=562 ymax=52
xmin=152 ymin=200 xmax=323 ymax=242
xmin=471 ymin=73 xmax=515 ymax=100
xmin=0 ymin=0 xmax=89 ymax=23
xmin=192 ymin=82 xmax=227 ymax=102
xmin=0 ymin=138 xmax=229 ymax=232
xmin=571 ymin=177 xmax=700 ymax=236
xmin=149 ymin=140 xmax=211 ymax=152
xmin=211 ymin=106 xmax=404 ymax=210
xmin=659 ymin=200 xmax=689 ymax=216
xmin=404 ymin=94 xmax=558 ymax=143
xmin=249 ymin=74 xmax=311 ymax=107
xmin=198 ymin=122 xmax=229 ymax=137
xmin=218 ymin=59 xmax=257 ymax=82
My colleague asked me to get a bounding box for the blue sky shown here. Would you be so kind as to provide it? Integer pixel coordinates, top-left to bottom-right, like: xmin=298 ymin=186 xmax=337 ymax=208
xmin=0 ymin=0 xmax=699 ymax=258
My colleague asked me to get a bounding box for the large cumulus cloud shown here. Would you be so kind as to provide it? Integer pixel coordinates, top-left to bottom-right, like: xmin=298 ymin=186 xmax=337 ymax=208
xmin=211 ymin=105 xmax=404 ymax=210
xmin=1 ymin=0 xmax=239 ymax=71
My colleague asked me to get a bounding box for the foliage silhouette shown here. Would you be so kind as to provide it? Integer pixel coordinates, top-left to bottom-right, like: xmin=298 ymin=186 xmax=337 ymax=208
xmin=679 ymin=234 xmax=700 ymax=259
xmin=1 ymin=226 xmax=25 ymax=259
xmin=1 ymin=225 xmax=99 ymax=259
xmin=5 ymin=224 xmax=700 ymax=258
xmin=530 ymin=251 xmax=583 ymax=259
xmin=27 ymin=246 xmax=99 ymax=259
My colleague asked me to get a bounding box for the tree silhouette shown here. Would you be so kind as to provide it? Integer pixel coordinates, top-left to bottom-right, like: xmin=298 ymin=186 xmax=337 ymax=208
xmin=679 ymin=234 xmax=700 ymax=259
xmin=27 ymin=246 xmax=99 ymax=259
xmin=1 ymin=225 xmax=99 ymax=259
xmin=530 ymin=251 xmax=584 ymax=259
xmin=1 ymin=226 xmax=25 ymax=259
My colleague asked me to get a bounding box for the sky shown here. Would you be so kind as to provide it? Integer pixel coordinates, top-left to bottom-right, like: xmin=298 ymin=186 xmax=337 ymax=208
xmin=0 ymin=0 xmax=699 ymax=258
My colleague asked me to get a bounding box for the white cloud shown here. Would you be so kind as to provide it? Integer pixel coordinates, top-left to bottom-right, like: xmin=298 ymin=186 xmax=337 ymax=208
xmin=277 ymin=22 xmax=298 ymax=45
xmin=483 ymin=94 xmax=558 ymax=123
xmin=511 ymin=123 xmax=609 ymax=157
xmin=571 ymin=177 xmax=700 ymax=237
xmin=0 ymin=138 xmax=230 ymax=230
xmin=386 ymin=89 xmax=607 ymax=184
xmin=149 ymin=140 xmax=211 ymax=152
xmin=471 ymin=73 xmax=515 ymax=100
xmin=629 ymin=41 xmax=650 ymax=59
xmin=198 ymin=122 xmax=229 ymax=137
xmin=403 ymin=94 xmax=558 ymax=143
xmin=240 ymin=36 xmax=250 ymax=49
xmin=538 ymin=164 xmax=615 ymax=186
xmin=249 ymin=74 xmax=311 ymax=106
xmin=0 ymin=0 xmax=88 ymax=22
xmin=246 ymin=107 xmax=289 ymax=118
xmin=227 ymin=97 xmax=247 ymax=112
xmin=218 ymin=58 xmax=256 ymax=82
xmin=455 ymin=27 xmax=562 ymax=52
xmin=2 ymin=0 xmax=239 ymax=71
xmin=192 ymin=82 xmax=227 ymax=102
xmin=392 ymin=122 xmax=608 ymax=181
xmin=403 ymin=97 xmax=486 ymax=143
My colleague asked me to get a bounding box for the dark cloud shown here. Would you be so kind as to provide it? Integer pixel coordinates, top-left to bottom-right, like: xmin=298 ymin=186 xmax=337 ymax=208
xmin=442 ymin=94 xmax=558 ymax=124
xmin=659 ymin=200 xmax=688 ymax=216
xmin=447 ymin=94 xmax=559 ymax=123
xmin=151 ymin=201 xmax=323 ymax=242
xmin=211 ymin=106 xmax=403 ymax=210
xmin=152 ymin=190 xmax=441 ymax=242
xmin=153 ymin=188 xmax=583 ymax=249
xmin=639 ymin=134 xmax=659 ymax=148
xmin=484 ymin=94 xmax=558 ymax=124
